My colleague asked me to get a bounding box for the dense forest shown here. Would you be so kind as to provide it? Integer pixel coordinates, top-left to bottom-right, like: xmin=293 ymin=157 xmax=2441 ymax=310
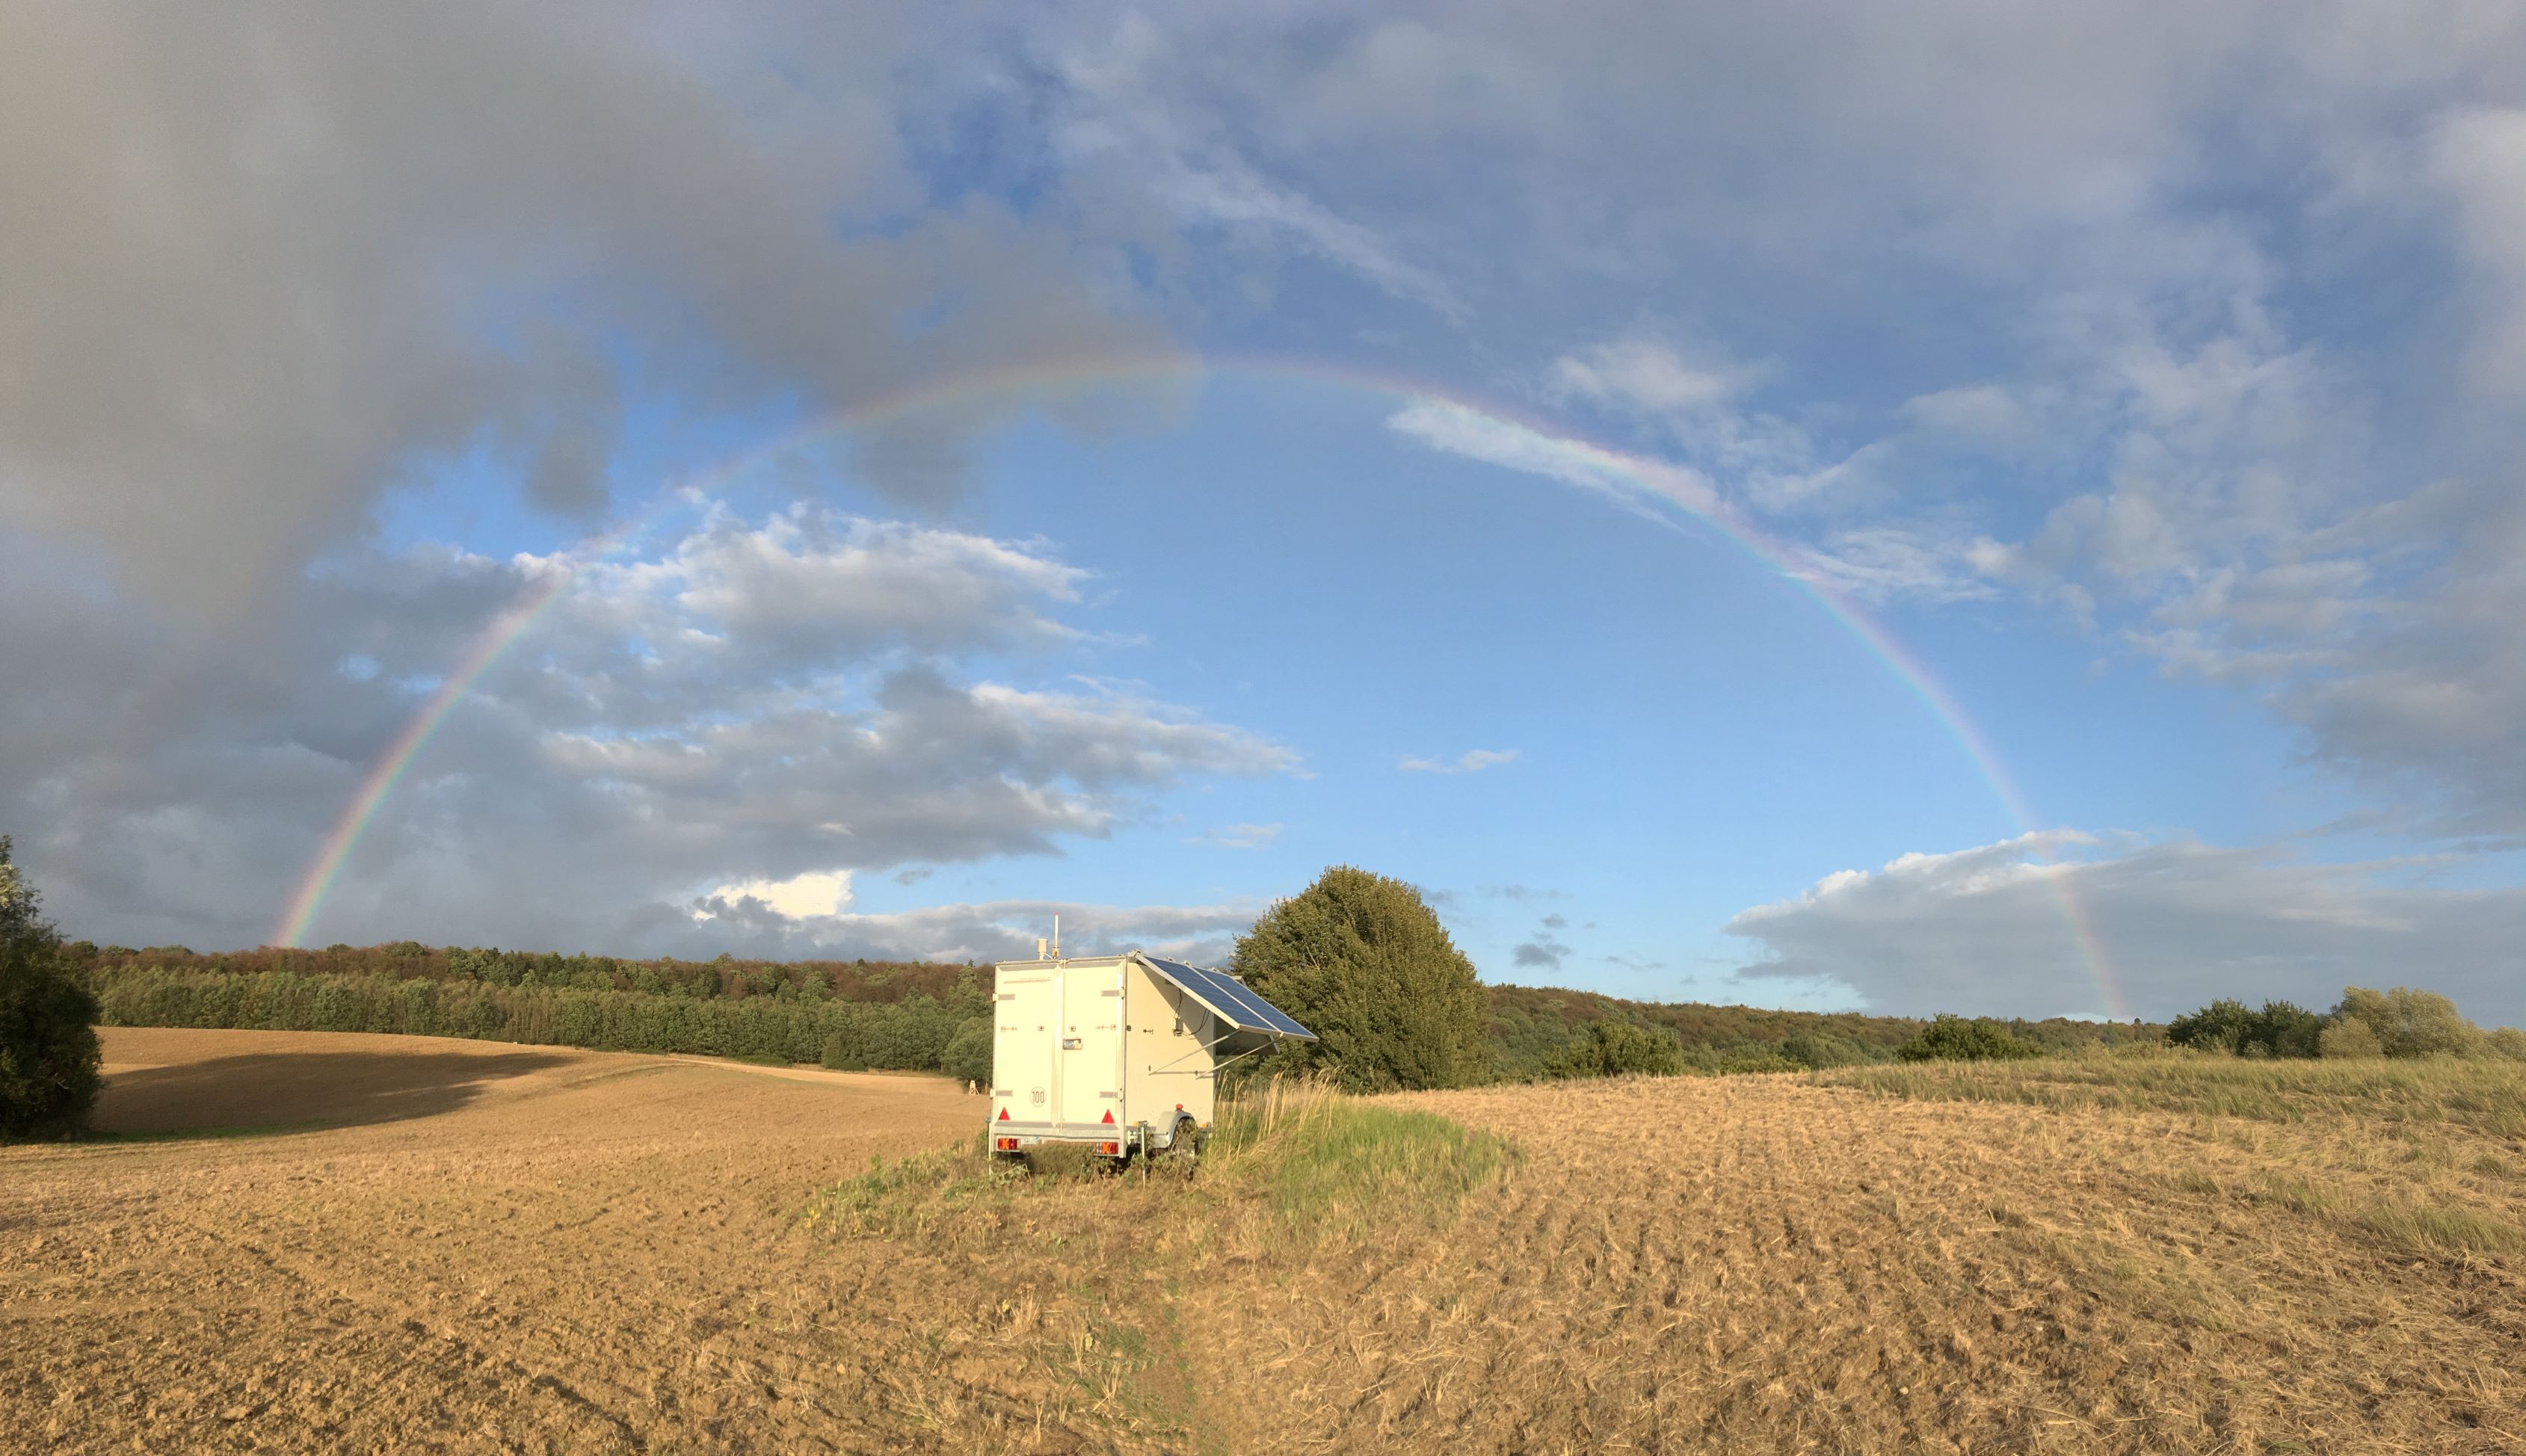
xmin=62 ymin=941 xmax=2160 ymax=1082
xmin=1483 ymin=982 xmax=2154 ymax=1078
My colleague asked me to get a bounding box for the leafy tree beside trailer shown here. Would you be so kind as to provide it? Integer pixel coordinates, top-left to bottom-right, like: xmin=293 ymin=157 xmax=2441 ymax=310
xmin=1230 ymin=866 xmax=1489 ymax=1092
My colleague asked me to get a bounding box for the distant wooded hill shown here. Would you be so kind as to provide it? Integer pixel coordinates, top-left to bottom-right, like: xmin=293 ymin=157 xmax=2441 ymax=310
xmin=1483 ymin=982 xmax=2157 ymax=1077
xmin=66 ymin=941 xmax=2159 ymax=1079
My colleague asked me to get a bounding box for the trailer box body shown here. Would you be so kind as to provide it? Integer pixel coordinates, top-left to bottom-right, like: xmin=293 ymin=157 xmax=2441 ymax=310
xmin=988 ymin=951 xmax=1314 ymax=1159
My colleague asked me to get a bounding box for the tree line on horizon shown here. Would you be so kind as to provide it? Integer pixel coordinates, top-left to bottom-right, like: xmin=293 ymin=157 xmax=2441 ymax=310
xmin=8 ymin=845 xmax=2522 ymax=1139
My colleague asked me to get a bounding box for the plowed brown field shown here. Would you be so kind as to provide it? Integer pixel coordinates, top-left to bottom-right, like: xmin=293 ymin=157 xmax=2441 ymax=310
xmin=3 ymin=1028 xmax=979 ymax=1453
xmin=1205 ymin=1076 xmax=2526 ymax=1452
xmin=6 ymin=1031 xmax=2522 ymax=1453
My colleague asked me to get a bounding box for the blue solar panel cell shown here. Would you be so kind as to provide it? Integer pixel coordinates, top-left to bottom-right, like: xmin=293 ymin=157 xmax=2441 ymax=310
xmin=1145 ymin=957 xmax=1316 ymax=1040
xmin=1145 ymin=959 xmax=1241 ymax=1027
xmin=1209 ymin=973 xmax=1313 ymax=1038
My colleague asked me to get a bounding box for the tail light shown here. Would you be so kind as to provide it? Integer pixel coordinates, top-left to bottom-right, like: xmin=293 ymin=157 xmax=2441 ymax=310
xmin=1098 ymin=1141 xmax=1119 ymax=1156
xmin=994 ymin=1136 xmax=1018 ymax=1151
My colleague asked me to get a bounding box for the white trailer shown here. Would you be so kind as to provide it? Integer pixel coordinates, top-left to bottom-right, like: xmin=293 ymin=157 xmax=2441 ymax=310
xmin=987 ymin=949 xmax=1316 ymax=1164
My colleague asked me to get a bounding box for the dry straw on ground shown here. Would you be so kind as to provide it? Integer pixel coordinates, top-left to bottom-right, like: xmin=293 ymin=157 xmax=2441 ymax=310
xmin=4 ymin=1030 xmax=2521 ymax=1452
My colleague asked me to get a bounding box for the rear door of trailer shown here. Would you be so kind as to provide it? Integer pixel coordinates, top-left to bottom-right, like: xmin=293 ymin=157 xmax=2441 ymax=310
xmin=1059 ymin=957 xmax=1126 ymax=1136
xmin=994 ymin=962 xmax=1059 ymax=1130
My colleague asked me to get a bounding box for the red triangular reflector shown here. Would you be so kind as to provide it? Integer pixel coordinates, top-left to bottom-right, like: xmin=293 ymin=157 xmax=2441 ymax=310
xmin=1102 ymin=1109 xmax=1115 ymax=1124
xmin=997 ymin=1108 xmax=1008 ymax=1120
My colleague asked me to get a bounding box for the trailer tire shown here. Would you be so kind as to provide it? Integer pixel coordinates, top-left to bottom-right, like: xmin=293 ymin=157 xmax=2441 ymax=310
xmin=1157 ymin=1115 xmax=1201 ymax=1175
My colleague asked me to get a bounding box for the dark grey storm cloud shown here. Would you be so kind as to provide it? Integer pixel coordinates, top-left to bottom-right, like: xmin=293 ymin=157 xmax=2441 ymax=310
xmin=0 ymin=4 xmax=1168 ymax=620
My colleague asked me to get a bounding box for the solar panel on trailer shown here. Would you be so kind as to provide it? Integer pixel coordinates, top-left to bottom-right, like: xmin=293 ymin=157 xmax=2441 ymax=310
xmin=1147 ymin=957 xmax=1316 ymax=1040
xmin=1151 ymin=958 xmax=1316 ymax=1040
xmin=1143 ymin=958 xmax=1245 ymax=1028
xmin=1200 ymin=971 xmax=1316 ymax=1040
xmin=1149 ymin=960 xmax=1245 ymax=1024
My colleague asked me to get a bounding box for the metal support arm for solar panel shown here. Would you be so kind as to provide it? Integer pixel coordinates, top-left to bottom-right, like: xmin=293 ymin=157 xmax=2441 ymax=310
xmin=1148 ymin=1026 xmax=1252 ymax=1076
xmin=1197 ymin=1042 xmax=1272 ymax=1079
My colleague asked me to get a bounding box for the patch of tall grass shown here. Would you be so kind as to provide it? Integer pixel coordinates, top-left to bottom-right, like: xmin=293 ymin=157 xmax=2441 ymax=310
xmin=1816 ymin=1049 xmax=2526 ymax=1138
xmin=804 ymin=1129 xmax=1026 ymax=1237
xmin=801 ymin=1078 xmax=1512 ymax=1253
xmin=1204 ymin=1077 xmax=1512 ymax=1245
xmin=2357 ymin=1197 xmax=2526 ymax=1259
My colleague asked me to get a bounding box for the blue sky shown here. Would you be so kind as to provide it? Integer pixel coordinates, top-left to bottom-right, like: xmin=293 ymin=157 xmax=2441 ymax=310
xmin=4 ymin=4 xmax=2525 ymax=1022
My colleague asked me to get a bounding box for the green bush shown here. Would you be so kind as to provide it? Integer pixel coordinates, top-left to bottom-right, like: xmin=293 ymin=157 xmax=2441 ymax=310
xmin=1231 ymin=866 xmax=1491 ymax=1092
xmin=1895 ymin=1014 xmax=2042 ymax=1063
xmin=2319 ymin=1019 xmax=2384 ymax=1059
xmin=1778 ymin=1031 xmax=1876 ymax=1069
xmin=1541 ymin=1019 xmax=1684 ymax=1079
xmin=2167 ymin=998 xmax=2326 ymax=1058
xmin=2332 ymin=986 xmax=2484 ymax=1058
xmin=0 ymin=839 xmax=103 ymax=1140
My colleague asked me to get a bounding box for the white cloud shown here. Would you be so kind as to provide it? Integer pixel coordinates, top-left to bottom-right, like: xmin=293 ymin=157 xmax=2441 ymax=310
xmin=1547 ymin=338 xmax=1755 ymax=416
xmin=703 ymin=869 xmax=853 ymax=919
xmin=1781 ymin=528 xmax=2000 ymax=606
xmin=1399 ymin=748 xmax=1519 ymax=774
xmin=1047 ymin=13 xmax=1463 ymax=318
xmin=1385 ymin=398 xmax=1719 ymax=519
xmin=632 ymin=508 xmax=1088 ymax=656
xmin=672 ymin=892 xmax=1265 ymax=968
xmin=1195 ymin=821 xmax=1283 ymax=848
xmin=1900 ymin=383 xmax=2039 ymax=446
xmin=1726 ymin=831 xmax=2526 ymax=1025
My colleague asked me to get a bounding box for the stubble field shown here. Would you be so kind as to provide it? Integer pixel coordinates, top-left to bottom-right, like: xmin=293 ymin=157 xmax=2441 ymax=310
xmin=4 ymin=1028 xmax=2522 ymax=1452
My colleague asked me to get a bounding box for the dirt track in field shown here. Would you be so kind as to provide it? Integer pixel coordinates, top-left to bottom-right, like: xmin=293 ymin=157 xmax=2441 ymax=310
xmin=8 ymin=1032 xmax=2524 ymax=1453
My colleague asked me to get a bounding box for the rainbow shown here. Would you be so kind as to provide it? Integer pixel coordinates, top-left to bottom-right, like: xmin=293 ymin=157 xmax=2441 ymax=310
xmin=271 ymin=351 xmax=2127 ymax=1018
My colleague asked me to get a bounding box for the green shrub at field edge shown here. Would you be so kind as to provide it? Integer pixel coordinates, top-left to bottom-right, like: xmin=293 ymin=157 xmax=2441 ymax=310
xmin=2332 ymin=985 xmax=2500 ymax=1059
xmin=1541 ymin=1018 xmax=1684 ymax=1079
xmin=1895 ymin=1014 xmax=2042 ymax=1063
xmin=1 ymin=839 xmax=102 ymax=1140
xmin=2168 ymin=998 xmax=2325 ymax=1058
xmin=2159 ymin=985 xmax=2526 ymax=1062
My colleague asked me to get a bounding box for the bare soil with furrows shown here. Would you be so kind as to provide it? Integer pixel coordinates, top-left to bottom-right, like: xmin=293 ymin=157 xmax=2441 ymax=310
xmin=1 ymin=1028 xmax=982 ymax=1454
xmin=5 ymin=1031 xmax=2522 ymax=1453
xmin=1203 ymin=1076 xmax=2526 ymax=1453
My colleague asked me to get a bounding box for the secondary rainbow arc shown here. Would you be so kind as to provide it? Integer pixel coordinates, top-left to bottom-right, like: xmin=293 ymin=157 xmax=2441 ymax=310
xmin=271 ymin=351 xmax=2128 ymax=1018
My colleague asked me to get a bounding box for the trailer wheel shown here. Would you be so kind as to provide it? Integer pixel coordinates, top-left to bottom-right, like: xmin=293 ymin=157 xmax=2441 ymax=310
xmin=1157 ymin=1116 xmax=1201 ymax=1175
